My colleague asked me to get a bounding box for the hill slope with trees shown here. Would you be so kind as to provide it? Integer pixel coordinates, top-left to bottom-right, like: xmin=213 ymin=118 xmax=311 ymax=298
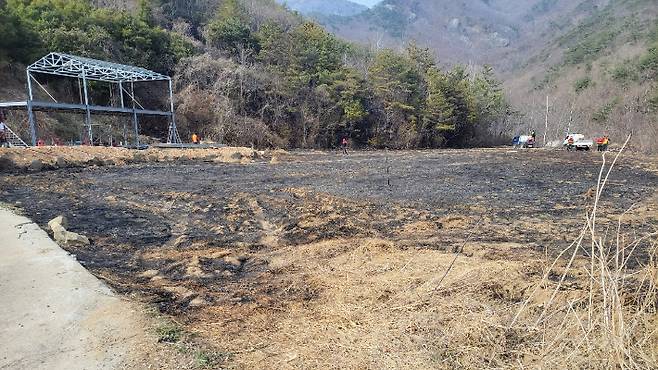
xmin=505 ymin=0 xmax=658 ymax=151
xmin=0 ymin=0 xmax=509 ymax=149
xmin=315 ymin=0 xmax=658 ymax=151
xmin=276 ymin=0 xmax=368 ymax=17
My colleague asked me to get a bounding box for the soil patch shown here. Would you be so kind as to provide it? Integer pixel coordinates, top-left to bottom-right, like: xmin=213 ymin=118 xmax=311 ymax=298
xmin=1 ymin=148 xmax=656 ymax=368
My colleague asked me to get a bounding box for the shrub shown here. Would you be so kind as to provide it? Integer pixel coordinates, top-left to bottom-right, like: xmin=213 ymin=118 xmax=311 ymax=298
xmin=611 ymin=63 xmax=638 ymax=82
xmin=156 ymin=323 xmax=182 ymax=343
xmin=592 ymin=98 xmax=619 ymax=122
xmin=574 ymin=76 xmax=593 ymax=92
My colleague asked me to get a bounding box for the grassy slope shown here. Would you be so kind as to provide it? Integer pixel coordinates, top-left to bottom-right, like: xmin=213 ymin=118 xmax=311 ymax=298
xmin=503 ymin=0 xmax=658 ymax=151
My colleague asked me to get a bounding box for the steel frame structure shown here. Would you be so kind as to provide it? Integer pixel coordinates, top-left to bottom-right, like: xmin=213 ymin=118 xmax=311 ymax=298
xmin=0 ymin=52 xmax=181 ymax=146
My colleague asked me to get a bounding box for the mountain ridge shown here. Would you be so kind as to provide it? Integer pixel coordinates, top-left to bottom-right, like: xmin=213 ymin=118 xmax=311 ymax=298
xmin=277 ymin=0 xmax=368 ymax=17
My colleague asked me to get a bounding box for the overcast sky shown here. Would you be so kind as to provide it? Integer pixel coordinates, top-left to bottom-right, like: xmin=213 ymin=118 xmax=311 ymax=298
xmin=351 ymin=0 xmax=381 ymax=7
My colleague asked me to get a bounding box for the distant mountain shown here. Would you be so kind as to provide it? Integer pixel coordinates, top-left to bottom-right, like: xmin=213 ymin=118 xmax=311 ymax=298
xmin=320 ymin=0 xmax=608 ymax=67
xmin=316 ymin=0 xmax=657 ymax=150
xmin=278 ymin=0 xmax=368 ymax=17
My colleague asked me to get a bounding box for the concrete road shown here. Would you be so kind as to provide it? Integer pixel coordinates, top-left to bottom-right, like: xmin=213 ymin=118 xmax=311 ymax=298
xmin=0 ymin=207 xmax=147 ymax=370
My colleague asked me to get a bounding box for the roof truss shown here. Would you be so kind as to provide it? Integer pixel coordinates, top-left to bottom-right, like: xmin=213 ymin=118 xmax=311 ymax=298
xmin=28 ymin=52 xmax=170 ymax=83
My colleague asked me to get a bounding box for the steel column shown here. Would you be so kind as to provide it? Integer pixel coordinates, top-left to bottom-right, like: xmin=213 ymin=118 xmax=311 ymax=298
xmin=82 ymin=71 xmax=93 ymax=145
xmin=167 ymin=78 xmax=179 ymax=144
xmin=118 ymin=81 xmax=124 ymax=108
xmin=26 ymin=70 xmax=37 ymax=146
xmin=119 ymin=81 xmax=127 ymax=145
xmin=131 ymin=81 xmax=139 ymax=147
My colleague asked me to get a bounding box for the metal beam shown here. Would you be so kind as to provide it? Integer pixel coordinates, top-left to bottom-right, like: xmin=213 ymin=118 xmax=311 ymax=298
xmin=0 ymin=101 xmax=172 ymax=117
xmin=120 ymin=85 xmax=145 ymax=110
xmin=118 ymin=81 xmax=124 ymax=109
xmin=81 ymin=70 xmax=93 ymax=145
xmin=27 ymin=53 xmax=169 ymax=83
xmin=131 ymin=81 xmax=139 ymax=147
xmin=26 ymin=71 xmax=37 ymax=146
xmin=167 ymin=78 xmax=181 ymax=145
xmin=30 ymin=74 xmax=58 ymax=103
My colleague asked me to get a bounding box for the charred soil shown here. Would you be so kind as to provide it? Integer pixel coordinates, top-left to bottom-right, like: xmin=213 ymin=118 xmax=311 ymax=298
xmin=1 ymin=148 xmax=657 ymax=368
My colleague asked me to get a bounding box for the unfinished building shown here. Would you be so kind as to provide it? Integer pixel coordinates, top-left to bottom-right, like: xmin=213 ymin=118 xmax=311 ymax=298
xmin=0 ymin=52 xmax=181 ymax=147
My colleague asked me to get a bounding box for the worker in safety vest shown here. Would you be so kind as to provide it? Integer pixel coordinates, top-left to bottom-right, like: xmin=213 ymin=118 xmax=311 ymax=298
xmin=191 ymin=133 xmax=199 ymax=144
xmin=567 ymin=136 xmax=575 ymax=151
xmin=596 ymin=137 xmax=604 ymax=151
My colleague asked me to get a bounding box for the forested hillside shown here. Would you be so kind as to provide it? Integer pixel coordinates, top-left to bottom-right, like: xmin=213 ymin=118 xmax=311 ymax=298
xmin=315 ymin=0 xmax=658 ymax=152
xmin=276 ymin=0 xmax=368 ymax=17
xmin=319 ymin=0 xmax=607 ymax=67
xmin=506 ymin=0 xmax=658 ymax=151
xmin=0 ymin=0 xmax=509 ymax=149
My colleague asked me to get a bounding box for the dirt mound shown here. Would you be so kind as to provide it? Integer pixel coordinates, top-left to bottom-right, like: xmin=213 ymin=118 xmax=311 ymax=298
xmin=268 ymin=149 xmax=294 ymax=164
xmin=0 ymin=146 xmax=273 ymax=172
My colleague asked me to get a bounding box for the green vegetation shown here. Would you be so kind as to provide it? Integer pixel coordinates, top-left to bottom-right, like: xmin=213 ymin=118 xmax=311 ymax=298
xmin=0 ymin=0 xmax=508 ymax=149
xmin=365 ymin=1 xmax=409 ymax=38
xmin=563 ymin=27 xmax=620 ymax=66
xmin=206 ymin=0 xmax=259 ymax=56
xmin=156 ymin=323 xmax=183 ymax=343
xmin=0 ymin=0 xmax=193 ymax=74
xmin=611 ymin=63 xmax=638 ymax=82
xmin=592 ymin=98 xmax=620 ymax=123
xmin=574 ymin=76 xmax=593 ymax=92
xmin=173 ymin=1 xmax=508 ymax=149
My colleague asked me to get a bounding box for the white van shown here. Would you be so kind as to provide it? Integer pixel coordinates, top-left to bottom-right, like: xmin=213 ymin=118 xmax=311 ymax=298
xmin=563 ymin=134 xmax=594 ymax=151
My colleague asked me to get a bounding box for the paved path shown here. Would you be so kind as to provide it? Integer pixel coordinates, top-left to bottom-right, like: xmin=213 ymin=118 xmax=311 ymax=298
xmin=0 ymin=207 xmax=146 ymax=370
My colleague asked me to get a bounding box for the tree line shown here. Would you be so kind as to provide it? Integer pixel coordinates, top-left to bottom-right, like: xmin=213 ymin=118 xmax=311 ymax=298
xmin=0 ymin=0 xmax=510 ymax=149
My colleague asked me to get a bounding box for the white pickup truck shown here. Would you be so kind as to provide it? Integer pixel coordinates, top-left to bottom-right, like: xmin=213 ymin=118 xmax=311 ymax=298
xmin=563 ymin=134 xmax=593 ymax=151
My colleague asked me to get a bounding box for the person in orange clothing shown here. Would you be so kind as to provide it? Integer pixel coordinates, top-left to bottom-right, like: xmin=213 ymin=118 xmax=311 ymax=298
xmin=601 ymin=135 xmax=609 ymax=151
xmin=596 ymin=136 xmax=605 ymax=151
xmin=566 ymin=136 xmax=575 ymax=151
xmin=191 ymin=133 xmax=199 ymax=144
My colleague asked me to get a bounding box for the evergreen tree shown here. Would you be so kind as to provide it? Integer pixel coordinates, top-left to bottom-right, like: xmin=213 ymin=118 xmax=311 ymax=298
xmin=423 ymin=68 xmax=455 ymax=143
xmin=369 ymin=49 xmax=422 ymax=147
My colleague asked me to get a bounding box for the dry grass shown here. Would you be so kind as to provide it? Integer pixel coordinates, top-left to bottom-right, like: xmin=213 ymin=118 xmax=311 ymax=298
xmin=0 ymin=146 xmax=270 ymax=170
xmin=175 ymin=137 xmax=658 ymax=369
xmin=507 ymin=135 xmax=658 ymax=368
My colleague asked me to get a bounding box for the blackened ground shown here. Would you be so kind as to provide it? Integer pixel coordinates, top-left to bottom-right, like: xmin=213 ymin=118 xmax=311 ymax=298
xmin=1 ymin=148 xmax=656 ymax=316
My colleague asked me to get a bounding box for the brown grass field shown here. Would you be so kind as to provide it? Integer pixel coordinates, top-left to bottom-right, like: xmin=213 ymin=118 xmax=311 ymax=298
xmin=1 ymin=146 xmax=657 ymax=368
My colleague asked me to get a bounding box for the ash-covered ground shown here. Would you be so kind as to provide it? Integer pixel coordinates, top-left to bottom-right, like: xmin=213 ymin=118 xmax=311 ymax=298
xmin=1 ymin=148 xmax=657 ymax=367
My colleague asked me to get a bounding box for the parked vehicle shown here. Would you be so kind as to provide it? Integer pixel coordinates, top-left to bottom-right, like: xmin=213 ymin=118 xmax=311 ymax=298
xmin=512 ymin=135 xmax=535 ymax=148
xmin=563 ymin=134 xmax=593 ymax=151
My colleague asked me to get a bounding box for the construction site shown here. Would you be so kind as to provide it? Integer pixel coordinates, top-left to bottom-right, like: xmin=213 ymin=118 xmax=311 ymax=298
xmin=1 ymin=51 xmax=658 ymax=369
xmin=1 ymin=144 xmax=657 ymax=368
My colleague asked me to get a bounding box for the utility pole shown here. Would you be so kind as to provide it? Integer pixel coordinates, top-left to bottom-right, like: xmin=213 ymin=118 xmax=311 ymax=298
xmin=544 ymin=95 xmax=549 ymax=147
xmin=566 ymin=97 xmax=575 ymax=137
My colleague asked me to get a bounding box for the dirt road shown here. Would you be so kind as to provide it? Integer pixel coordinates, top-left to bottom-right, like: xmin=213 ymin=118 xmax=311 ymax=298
xmin=0 ymin=207 xmax=190 ymax=370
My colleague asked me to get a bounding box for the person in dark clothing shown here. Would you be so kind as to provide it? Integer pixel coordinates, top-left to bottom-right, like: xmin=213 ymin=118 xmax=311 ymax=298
xmin=0 ymin=111 xmax=8 ymax=148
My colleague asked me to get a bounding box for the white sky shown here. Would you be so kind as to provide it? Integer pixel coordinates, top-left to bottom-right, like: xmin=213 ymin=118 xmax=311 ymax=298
xmin=351 ymin=0 xmax=381 ymax=7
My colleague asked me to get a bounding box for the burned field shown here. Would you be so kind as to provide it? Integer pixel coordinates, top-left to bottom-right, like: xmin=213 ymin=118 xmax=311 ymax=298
xmin=2 ymin=149 xmax=658 ymax=368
